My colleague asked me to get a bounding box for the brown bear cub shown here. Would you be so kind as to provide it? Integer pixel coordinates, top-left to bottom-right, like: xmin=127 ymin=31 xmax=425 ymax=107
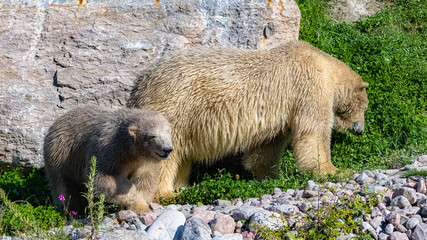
xmin=43 ymin=106 xmax=174 ymax=214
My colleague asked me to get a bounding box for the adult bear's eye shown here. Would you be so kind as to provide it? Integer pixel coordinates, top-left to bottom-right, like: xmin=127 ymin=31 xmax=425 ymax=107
xmin=148 ymin=136 xmax=156 ymax=140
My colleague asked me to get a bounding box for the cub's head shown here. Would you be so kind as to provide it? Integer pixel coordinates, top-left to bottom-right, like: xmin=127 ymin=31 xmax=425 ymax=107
xmin=333 ymin=71 xmax=369 ymax=134
xmin=128 ymin=110 xmax=175 ymax=160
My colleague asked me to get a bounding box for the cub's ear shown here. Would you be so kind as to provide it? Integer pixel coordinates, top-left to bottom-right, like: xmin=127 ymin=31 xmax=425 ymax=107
xmin=128 ymin=124 xmax=139 ymax=139
xmin=166 ymin=115 xmax=177 ymax=125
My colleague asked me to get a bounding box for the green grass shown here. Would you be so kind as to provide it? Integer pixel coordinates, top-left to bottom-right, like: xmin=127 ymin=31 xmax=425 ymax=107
xmin=402 ymin=169 xmax=427 ymax=178
xmin=0 ymin=158 xmax=106 ymax=238
xmin=299 ymin=0 xmax=427 ymax=172
xmin=181 ymin=0 xmax=426 ymax=204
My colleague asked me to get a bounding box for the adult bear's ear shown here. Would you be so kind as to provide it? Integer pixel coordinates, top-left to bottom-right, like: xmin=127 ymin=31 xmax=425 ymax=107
xmin=358 ymin=81 xmax=369 ymax=90
xmin=128 ymin=124 xmax=139 ymax=140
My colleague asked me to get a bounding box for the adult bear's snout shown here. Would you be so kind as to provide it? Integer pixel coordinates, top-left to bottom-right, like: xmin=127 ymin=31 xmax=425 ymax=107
xmin=353 ymin=121 xmax=364 ymax=134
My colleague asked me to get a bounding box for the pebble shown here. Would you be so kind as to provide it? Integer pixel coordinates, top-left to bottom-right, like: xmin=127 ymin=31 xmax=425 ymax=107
xmin=146 ymin=210 xmax=186 ymax=239
xmin=181 ymin=217 xmax=211 ymax=240
xmin=405 ymin=217 xmax=419 ymax=229
xmin=210 ymin=214 xmax=235 ymax=235
xmin=10 ymin=156 xmax=426 ymax=240
xmin=391 ymin=196 xmax=411 ymax=209
xmin=390 ymin=231 xmax=409 ymax=240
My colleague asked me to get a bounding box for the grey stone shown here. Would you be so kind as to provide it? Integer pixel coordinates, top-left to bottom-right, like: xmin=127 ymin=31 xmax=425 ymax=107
xmin=166 ymin=205 xmax=181 ymax=211
xmin=419 ymin=206 xmax=427 ymax=218
xmin=392 ymin=187 xmax=417 ymax=205
xmin=375 ymin=173 xmax=389 ymax=181
xmin=180 ymin=217 xmax=212 ymax=240
xmin=400 ymin=215 xmax=409 ymax=226
xmin=248 ymin=211 xmax=284 ymax=232
xmin=415 ymin=179 xmax=426 ymax=193
xmin=273 ymin=188 xmax=282 ymax=195
xmin=337 ymin=233 xmax=356 ymax=240
xmin=391 ymin=196 xmax=411 ymax=209
xmin=371 ymin=207 xmax=382 ymax=218
xmin=378 ymin=233 xmax=389 ymax=240
xmin=212 ymin=234 xmax=243 ymax=240
xmin=298 ymin=202 xmax=310 ymax=213
xmin=403 ymin=161 xmax=419 ymax=170
xmin=370 ymin=216 xmax=384 ymax=229
xmin=328 ymin=0 xmax=388 ymax=23
xmin=230 ymin=206 xmax=263 ymax=221
xmin=363 ymin=170 xmax=375 ymax=178
xmin=212 ymin=231 xmax=222 ymax=238
xmin=146 ymin=210 xmax=186 ymax=240
xmin=215 ymin=199 xmax=232 ymax=208
xmin=417 ymin=195 xmax=427 ymax=208
xmin=274 ymin=204 xmax=296 ymax=214
xmin=411 ymin=223 xmax=427 ymax=240
xmin=361 ymin=221 xmax=377 ymax=239
xmin=406 ymin=217 xmax=419 ymax=230
xmin=99 ymin=229 xmax=149 ymax=240
xmin=243 ymin=198 xmax=260 ymax=206
xmin=395 ymin=224 xmax=408 ymax=233
xmin=0 ymin=0 xmax=301 ymax=167
xmin=277 ymin=196 xmax=291 ymax=204
xmin=117 ymin=210 xmax=137 ymax=222
xmin=129 ymin=217 xmax=146 ymax=231
xmin=306 ymin=180 xmax=317 ymax=191
xmin=390 ymin=231 xmax=409 ymax=240
xmin=99 ymin=217 xmax=116 ymax=231
xmin=384 ymin=169 xmax=400 ymax=175
xmin=120 ymin=221 xmax=130 ymax=229
xmin=355 ymin=173 xmax=376 ymax=185
xmin=302 ymin=190 xmax=318 ymax=198
xmin=378 ymin=203 xmax=387 ymax=211
xmin=418 ymin=155 xmax=427 ymax=164
xmin=385 ymin=223 xmax=394 ymax=234
xmin=403 ymin=206 xmax=419 ymax=215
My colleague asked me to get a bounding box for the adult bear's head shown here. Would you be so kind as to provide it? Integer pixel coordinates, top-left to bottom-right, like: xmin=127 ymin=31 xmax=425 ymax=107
xmin=333 ymin=65 xmax=369 ymax=135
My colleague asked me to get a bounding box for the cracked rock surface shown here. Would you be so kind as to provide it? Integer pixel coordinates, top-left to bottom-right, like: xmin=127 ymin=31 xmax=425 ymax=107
xmin=0 ymin=0 xmax=300 ymax=167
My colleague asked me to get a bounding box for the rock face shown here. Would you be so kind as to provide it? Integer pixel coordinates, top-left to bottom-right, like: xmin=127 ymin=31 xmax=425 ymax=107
xmin=0 ymin=0 xmax=300 ymax=167
xmin=328 ymin=0 xmax=389 ymax=23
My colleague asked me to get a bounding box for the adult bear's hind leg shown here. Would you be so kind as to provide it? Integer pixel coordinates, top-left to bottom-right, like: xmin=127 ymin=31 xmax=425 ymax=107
xmin=242 ymin=134 xmax=290 ymax=180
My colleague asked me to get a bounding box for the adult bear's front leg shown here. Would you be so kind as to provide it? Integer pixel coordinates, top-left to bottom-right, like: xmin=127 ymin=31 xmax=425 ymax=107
xmin=155 ymin=152 xmax=187 ymax=198
xmin=292 ymin=129 xmax=338 ymax=175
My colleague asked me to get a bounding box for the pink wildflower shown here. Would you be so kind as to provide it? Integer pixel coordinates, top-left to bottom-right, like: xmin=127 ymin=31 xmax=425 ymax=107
xmin=70 ymin=211 xmax=76 ymax=216
xmin=59 ymin=194 xmax=65 ymax=202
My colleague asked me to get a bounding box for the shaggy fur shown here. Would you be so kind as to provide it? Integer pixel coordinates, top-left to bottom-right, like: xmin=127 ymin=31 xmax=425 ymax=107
xmin=128 ymin=40 xmax=369 ymax=197
xmin=44 ymin=106 xmax=173 ymax=214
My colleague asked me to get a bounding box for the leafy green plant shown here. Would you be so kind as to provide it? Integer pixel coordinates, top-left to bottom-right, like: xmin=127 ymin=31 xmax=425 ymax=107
xmin=0 ymin=188 xmax=66 ymax=238
xmin=252 ymin=187 xmax=377 ymax=240
xmin=402 ymin=169 xmax=427 ymax=178
xmin=161 ymin=161 xmax=313 ymax=205
xmin=81 ymin=156 xmax=105 ymax=239
xmin=0 ymin=167 xmax=51 ymax=206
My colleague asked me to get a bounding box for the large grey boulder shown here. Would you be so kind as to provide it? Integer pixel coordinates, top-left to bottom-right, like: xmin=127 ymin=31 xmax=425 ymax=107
xmin=0 ymin=0 xmax=300 ymax=167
